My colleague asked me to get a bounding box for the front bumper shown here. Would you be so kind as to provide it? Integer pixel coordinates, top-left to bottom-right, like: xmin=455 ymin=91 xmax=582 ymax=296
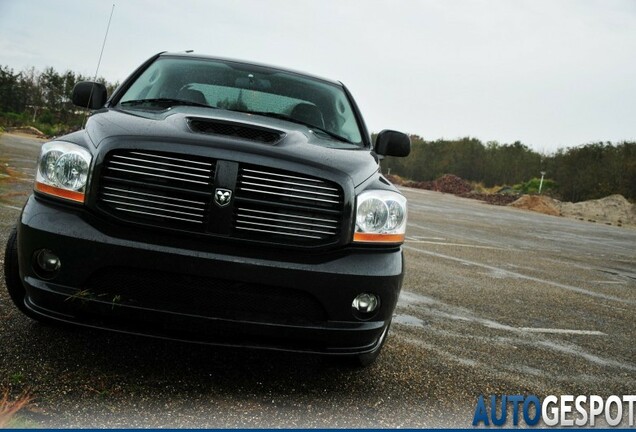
xmin=17 ymin=196 xmax=404 ymax=355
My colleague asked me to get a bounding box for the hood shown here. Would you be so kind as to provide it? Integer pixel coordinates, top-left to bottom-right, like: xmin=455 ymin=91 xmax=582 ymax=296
xmin=84 ymin=106 xmax=378 ymax=187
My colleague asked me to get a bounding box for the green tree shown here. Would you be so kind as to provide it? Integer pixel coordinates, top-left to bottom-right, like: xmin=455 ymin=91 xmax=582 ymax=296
xmin=0 ymin=64 xmax=116 ymax=134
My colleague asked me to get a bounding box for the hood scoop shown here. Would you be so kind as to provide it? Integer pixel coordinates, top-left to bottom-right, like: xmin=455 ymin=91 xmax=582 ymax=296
xmin=188 ymin=118 xmax=284 ymax=144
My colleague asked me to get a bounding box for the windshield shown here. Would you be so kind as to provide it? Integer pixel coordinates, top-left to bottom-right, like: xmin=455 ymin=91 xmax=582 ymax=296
xmin=118 ymin=57 xmax=364 ymax=146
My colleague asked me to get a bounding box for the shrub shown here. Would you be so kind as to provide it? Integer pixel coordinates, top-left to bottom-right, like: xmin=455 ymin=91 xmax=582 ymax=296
xmin=513 ymin=177 xmax=557 ymax=195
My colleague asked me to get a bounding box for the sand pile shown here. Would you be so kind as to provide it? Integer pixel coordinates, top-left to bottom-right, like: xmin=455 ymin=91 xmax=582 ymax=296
xmin=559 ymin=194 xmax=636 ymax=226
xmin=509 ymin=195 xmax=561 ymax=216
xmin=509 ymin=194 xmax=636 ymax=226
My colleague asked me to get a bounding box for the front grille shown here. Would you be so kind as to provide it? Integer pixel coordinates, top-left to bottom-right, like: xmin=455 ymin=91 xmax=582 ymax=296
xmin=98 ymin=150 xmax=215 ymax=230
xmin=97 ymin=150 xmax=345 ymax=246
xmin=188 ymin=118 xmax=284 ymax=144
xmin=234 ymin=165 xmax=344 ymax=244
xmin=84 ymin=267 xmax=328 ymax=325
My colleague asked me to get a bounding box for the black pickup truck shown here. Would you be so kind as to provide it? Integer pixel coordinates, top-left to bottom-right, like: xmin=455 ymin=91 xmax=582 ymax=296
xmin=4 ymin=52 xmax=410 ymax=366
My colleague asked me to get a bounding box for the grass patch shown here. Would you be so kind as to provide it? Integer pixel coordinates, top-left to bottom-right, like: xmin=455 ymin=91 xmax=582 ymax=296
xmin=9 ymin=373 xmax=23 ymax=386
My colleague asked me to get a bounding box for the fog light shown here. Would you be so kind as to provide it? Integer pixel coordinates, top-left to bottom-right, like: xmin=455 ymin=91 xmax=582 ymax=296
xmin=35 ymin=249 xmax=61 ymax=273
xmin=352 ymin=293 xmax=379 ymax=313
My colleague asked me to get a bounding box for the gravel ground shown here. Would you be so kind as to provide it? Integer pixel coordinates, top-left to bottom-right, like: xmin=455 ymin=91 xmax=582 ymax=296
xmin=1 ymin=133 xmax=634 ymax=427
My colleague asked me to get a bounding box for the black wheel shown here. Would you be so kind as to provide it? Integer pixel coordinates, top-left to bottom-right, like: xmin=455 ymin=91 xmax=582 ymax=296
xmin=350 ymin=321 xmax=391 ymax=367
xmin=4 ymin=226 xmax=46 ymax=322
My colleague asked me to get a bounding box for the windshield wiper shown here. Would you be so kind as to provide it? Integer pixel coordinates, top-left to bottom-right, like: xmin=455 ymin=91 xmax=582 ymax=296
xmin=229 ymin=109 xmax=355 ymax=144
xmin=120 ymin=98 xmax=216 ymax=109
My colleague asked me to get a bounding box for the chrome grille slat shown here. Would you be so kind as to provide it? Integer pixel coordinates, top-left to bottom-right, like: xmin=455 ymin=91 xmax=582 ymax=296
xmin=108 ymin=167 xmax=210 ymax=185
xmin=103 ymin=187 xmax=205 ymax=205
xmin=236 ymin=226 xmax=322 ymax=240
xmin=102 ymin=198 xmax=204 ymax=218
xmin=241 ymin=174 xmax=339 ymax=192
xmin=236 ymin=220 xmax=336 ymax=236
xmin=112 ymin=207 xmax=202 ymax=223
xmin=111 ymin=155 xmax=211 ymax=173
xmin=240 ymin=181 xmax=341 ymax=198
xmin=239 ymin=187 xmax=341 ymax=204
xmin=238 ymin=213 xmax=337 ymax=230
xmin=239 ymin=208 xmax=338 ymax=224
xmin=102 ymin=192 xmax=205 ymax=211
xmin=109 ymin=160 xmax=210 ymax=179
xmin=242 ymin=168 xmax=324 ymax=183
xmin=129 ymin=151 xmax=212 ymax=167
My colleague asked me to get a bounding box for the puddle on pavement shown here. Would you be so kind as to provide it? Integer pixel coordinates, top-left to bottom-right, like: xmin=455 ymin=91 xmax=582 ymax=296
xmin=394 ymin=314 xmax=427 ymax=328
xmin=0 ymin=159 xmax=21 ymax=184
xmin=397 ymin=290 xmax=438 ymax=306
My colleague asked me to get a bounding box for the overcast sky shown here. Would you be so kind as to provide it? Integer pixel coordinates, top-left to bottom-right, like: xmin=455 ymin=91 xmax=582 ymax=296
xmin=1 ymin=0 xmax=635 ymax=152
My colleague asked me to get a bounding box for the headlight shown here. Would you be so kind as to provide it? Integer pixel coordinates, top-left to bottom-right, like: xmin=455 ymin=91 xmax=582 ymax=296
xmin=354 ymin=190 xmax=407 ymax=243
xmin=35 ymin=141 xmax=92 ymax=203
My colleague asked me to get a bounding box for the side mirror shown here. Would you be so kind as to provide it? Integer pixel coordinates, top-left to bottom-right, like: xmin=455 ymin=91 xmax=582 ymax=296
xmin=72 ymin=81 xmax=107 ymax=109
xmin=375 ymin=130 xmax=410 ymax=157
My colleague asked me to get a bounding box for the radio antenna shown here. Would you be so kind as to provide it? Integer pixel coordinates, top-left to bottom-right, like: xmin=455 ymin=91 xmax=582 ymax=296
xmin=82 ymin=3 xmax=115 ymax=128
xmin=94 ymin=4 xmax=115 ymax=82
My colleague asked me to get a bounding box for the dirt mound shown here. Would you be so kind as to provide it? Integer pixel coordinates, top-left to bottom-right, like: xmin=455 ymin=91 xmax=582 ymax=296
xmin=422 ymin=174 xmax=473 ymax=194
xmin=461 ymin=192 xmax=519 ymax=206
xmin=559 ymin=194 xmax=636 ymax=226
xmin=387 ymin=173 xmax=517 ymax=204
xmin=385 ymin=173 xmax=473 ymax=194
xmin=509 ymin=195 xmax=561 ymax=216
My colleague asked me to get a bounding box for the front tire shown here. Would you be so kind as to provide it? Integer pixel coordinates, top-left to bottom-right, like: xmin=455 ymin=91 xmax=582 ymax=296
xmin=4 ymin=225 xmax=46 ymax=322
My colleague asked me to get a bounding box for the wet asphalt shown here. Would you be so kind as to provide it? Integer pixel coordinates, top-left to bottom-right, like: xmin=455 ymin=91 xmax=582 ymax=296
xmin=0 ymin=133 xmax=634 ymax=427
